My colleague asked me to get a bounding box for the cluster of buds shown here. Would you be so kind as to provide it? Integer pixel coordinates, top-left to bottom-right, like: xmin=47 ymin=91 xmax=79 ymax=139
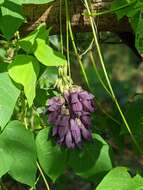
xmin=45 ymin=86 xmax=95 ymax=149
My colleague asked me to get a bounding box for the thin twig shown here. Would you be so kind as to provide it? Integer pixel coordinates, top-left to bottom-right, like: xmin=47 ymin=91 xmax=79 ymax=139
xmin=37 ymin=162 xmax=50 ymax=190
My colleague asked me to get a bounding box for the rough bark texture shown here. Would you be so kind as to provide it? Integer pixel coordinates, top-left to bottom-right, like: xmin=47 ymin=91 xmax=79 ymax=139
xmin=21 ymin=0 xmax=131 ymax=36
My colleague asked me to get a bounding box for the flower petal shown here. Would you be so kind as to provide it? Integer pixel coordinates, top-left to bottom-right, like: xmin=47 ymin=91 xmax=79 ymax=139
xmin=70 ymin=119 xmax=81 ymax=144
xmin=72 ymin=101 xmax=83 ymax=112
xmin=82 ymin=100 xmax=94 ymax=112
xmin=70 ymin=92 xmax=79 ymax=103
xmin=81 ymin=115 xmax=91 ymax=127
xmin=79 ymin=91 xmax=94 ymax=100
xmin=65 ymin=130 xmax=75 ymax=149
xmin=80 ymin=123 xmax=92 ymax=140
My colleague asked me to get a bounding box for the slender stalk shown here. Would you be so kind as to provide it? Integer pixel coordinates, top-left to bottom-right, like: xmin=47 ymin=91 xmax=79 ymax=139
xmin=59 ymin=0 xmax=63 ymax=54
xmin=29 ymin=175 xmax=41 ymax=190
xmin=65 ymin=0 xmax=71 ymax=77
xmin=65 ymin=0 xmax=90 ymax=88
xmin=80 ymin=38 xmax=94 ymax=57
xmin=89 ymin=51 xmax=111 ymax=96
xmin=84 ymin=0 xmax=142 ymax=153
xmin=37 ymin=162 xmax=50 ymax=190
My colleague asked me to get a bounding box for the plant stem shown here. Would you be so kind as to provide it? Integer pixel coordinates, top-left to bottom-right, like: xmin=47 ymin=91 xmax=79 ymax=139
xmin=37 ymin=162 xmax=50 ymax=190
xmin=89 ymin=51 xmax=111 ymax=96
xmin=65 ymin=0 xmax=90 ymax=89
xmin=60 ymin=0 xmax=63 ymax=54
xmin=65 ymin=0 xmax=71 ymax=77
xmin=29 ymin=175 xmax=41 ymax=190
xmin=65 ymin=0 xmax=120 ymax=127
xmin=84 ymin=0 xmax=142 ymax=153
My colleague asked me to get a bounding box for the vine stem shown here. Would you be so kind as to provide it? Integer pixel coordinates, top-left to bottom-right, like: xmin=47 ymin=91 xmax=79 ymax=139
xmin=65 ymin=0 xmax=90 ymax=89
xmin=65 ymin=0 xmax=121 ymax=127
xmin=37 ymin=162 xmax=50 ymax=190
xmin=89 ymin=51 xmax=111 ymax=96
xmin=84 ymin=0 xmax=142 ymax=154
xmin=59 ymin=0 xmax=63 ymax=54
xmin=65 ymin=0 xmax=71 ymax=77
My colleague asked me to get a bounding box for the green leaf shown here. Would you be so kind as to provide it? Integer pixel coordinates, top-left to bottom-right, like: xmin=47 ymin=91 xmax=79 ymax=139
xmin=39 ymin=67 xmax=58 ymax=88
xmin=0 ymin=48 xmax=6 ymax=62
xmin=124 ymin=97 xmax=143 ymax=146
xmin=36 ymin=128 xmax=68 ymax=181
xmin=0 ymin=0 xmax=4 ymax=6
xmin=18 ymin=30 xmax=38 ymax=54
xmin=34 ymin=38 xmax=66 ymax=67
xmin=135 ymin=10 xmax=143 ymax=53
xmin=8 ymin=55 xmax=39 ymax=107
xmin=96 ymin=167 xmax=131 ymax=190
xmin=129 ymin=11 xmax=140 ymax=31
xmin=0 ymin=120 xmax=37 ymax=186
xmin=77 ymin=134 xmax=112 ymax=180
xmin=68 ymin=135 xmax=102 ymax=173
xmin=0 ymin=0 xmax=25 ymax=39
xmin=19 ymin=23 xmax=50 ymax=54
xmin=21 ymin=0 xmax=55 ymax=4
xmin=0 ymin=72 xmax=20 ymax=130
xmin=0 ymin=148 xmax=13 ymax=177
xmin=127 ymin=174 xmax=143 ymax=190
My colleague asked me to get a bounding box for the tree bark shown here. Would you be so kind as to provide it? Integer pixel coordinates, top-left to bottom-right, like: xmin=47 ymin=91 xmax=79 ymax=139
xmin=21 ymin=0 xmax=131 ymax=36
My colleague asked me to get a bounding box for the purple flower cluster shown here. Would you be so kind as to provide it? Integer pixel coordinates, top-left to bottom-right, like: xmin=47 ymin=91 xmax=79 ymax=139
xmin=46 ymin=86 xmax=95 ymax=149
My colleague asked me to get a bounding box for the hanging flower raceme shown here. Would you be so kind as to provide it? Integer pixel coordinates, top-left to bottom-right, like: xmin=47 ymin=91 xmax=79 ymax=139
xmin=45 ymin=86 xmax=95 ymax=149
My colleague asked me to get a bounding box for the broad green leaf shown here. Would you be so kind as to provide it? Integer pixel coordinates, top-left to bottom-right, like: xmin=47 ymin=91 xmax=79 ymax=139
xmin=68 ymin=135 xmax=102 ymax=173
xmin=36 ymin=128 xmax=68 ymax=181
xmin=39 ymin=67 xmax=58 ymax=88
xmin=0 ymin=72 xmax=20 ymax=129
xmin=127 ymin=174 xmax=143 ymax=190
xmin=34 ymin=38 xmax=66 ymax=67
xmin=0 ymin=48 xmax=6 ymax=62
xmin=96 ymin=167 xmax=131 ymax=190
xmin=19 ymin=23 xmax=50 ymax=54
xmin=0 ymin=0 xmax=4 ymax=6
xmin=129 ymin=11 xmax=140 ymax=31
xmin=0 ymin=120 xmax=37 ymax=186
xmin=19 ymin=30 xmax=38 ymax=54
xmin=21 ymin=0 xmax=54 ymax=4
xmin=111 ymin=0 xmax=136 ymax=20
xmin=77 ymin=134 xmax=112 ymax=179
xmin=8 ymin=55 xmax=39 ymax=107
xmin=135 ymin=10 xmax=143 ymax=53
xmin=124 ymin=97 xmax=143 ymax=146
xmin=0 ymin=0 xmax=25 ymax=39
xmin=0 ymin=148 xmax=13 ymax=177
xmin=0 ymin=62 xmax=8 ymax=73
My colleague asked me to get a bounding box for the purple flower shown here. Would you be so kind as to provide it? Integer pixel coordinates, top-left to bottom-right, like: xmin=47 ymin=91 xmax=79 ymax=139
xmin=82 ymin=100 xmax=95 ymax=112
xmin=58 ymin=126 xmax=69 ymax=138
xmin=52 ymin=126 xmax=58 ymax=136
xmin=71 ymin=101 xmax=83 ymax=113
xmin=65 ymin=130 xmax=75 ymax=149
xmin=80 ymin=115 xmax=91 ymax=127
xmin=70 ymin=119 xmax=81 ymax=145
xmin=80 ymin=123 xmax=92 ymax=140
xmin=48 ymin=96 xmax=64 ymax=112
xmin=70 ymin=92 xmax=79 ymax=103
xmin=48 ymin=112 xmax=59 ymax=124
xmin=59 ymin=115 xmax=69 ymax=127
xmin=45 ymin=86 xmax=95 ymax=149
xmin=79 ymin=91 xmax=94 ymax=100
